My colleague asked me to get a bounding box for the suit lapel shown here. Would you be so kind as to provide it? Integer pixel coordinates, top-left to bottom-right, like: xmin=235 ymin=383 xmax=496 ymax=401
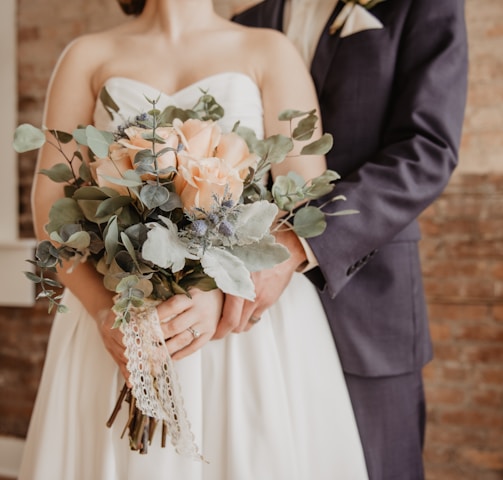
xmin=310 ymin=1 xmax=346 ymax=92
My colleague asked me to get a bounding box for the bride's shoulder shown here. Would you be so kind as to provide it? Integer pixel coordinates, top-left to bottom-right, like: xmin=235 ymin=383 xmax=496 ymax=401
xmin=55 ymin=31 xmax=117 ymax=71
xmin=232 ymin=25 xmax=300 ymax=62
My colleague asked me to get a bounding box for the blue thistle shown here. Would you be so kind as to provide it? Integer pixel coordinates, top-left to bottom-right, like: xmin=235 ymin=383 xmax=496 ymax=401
xmin=218 ymin=220 xmax=234 ymax=237
xmin=191 ymin=219 xmax=208 ymax=237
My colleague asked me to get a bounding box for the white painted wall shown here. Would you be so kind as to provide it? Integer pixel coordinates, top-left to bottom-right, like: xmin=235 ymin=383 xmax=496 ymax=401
xmin=0 ymin=0 xmax=35 ymax=306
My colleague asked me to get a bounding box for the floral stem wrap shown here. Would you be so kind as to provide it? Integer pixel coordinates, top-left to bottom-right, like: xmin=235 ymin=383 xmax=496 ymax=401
xmin=120 ymin=299 xmax=204 ymax=460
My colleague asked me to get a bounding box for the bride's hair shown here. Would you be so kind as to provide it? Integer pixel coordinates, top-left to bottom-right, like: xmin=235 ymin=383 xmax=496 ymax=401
xmin=117 ymin=0 xmax=146 ymax=16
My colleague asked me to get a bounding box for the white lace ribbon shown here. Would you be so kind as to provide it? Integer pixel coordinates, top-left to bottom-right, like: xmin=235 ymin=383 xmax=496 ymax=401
xmin=120 ymin=299 xmax=203 ymax=460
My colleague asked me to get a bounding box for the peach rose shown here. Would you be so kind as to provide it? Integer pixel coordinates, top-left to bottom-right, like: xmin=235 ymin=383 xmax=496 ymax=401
xmin=175 ymin=154 xmax=244 ymax=212
xmin=90 ymin=143 xmax=132 ymax=195
xmin=173 ymin=118 xmax=259 ymax=212
xmin=174 ymin=118 xmax=222 ymax=158
xmin=119 ymin=126 xmax=179 ymax=176
xmin=214 ymin=132 xmax=259 ymax=180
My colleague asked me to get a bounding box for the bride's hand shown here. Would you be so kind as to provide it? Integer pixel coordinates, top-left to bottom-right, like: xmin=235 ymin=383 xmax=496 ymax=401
xmin=214 ymin=229 xmax=306 ymax=338
xmin=158 ymin=288 xmax=224 ymax=360
xmin=97 ymin=309 xmax=131 ymax=386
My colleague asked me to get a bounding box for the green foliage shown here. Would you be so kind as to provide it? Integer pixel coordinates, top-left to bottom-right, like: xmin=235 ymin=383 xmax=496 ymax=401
xmin=16 ymin=91 xmax=355 ymax=326
xmin=13 ymin=124 xmax=46 ymax=153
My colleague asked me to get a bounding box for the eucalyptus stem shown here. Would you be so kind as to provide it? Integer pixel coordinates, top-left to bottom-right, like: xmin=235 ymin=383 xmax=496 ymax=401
xmin=106 ymin=383 xmax=129 ymax=428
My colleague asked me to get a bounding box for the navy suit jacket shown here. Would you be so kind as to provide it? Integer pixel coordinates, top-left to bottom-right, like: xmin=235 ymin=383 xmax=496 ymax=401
xmin=235 ymin=0 xmax=468 ymax=376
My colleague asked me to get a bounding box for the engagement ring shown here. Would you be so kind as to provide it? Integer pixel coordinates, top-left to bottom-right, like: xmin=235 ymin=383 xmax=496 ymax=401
xmin=188 ymin=327 xmax=201 ymax=339
xmin=249 ymin=315 xmax=261 ymax=324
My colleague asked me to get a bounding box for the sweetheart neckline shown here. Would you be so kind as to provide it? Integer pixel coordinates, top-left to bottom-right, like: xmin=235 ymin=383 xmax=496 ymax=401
xmin=101 ymin=71 xmax=260 ymax=99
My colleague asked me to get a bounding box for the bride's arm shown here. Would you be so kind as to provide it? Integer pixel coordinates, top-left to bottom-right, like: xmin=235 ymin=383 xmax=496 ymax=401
xmin=32 ymin=36 xmax=131 ymax=381
xmin=34 ymin=34 xmax=226 ymax=366
xmin=215 ymin=29 xmax=326 ymax=338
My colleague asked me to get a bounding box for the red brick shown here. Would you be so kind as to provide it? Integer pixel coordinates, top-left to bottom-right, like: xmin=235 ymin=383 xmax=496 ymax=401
xmin=470 ymin=388 xmax=503 ymax=409
xmin=458 ymin=449 xmax=503 ymax=471
xmin=439 ymin=409 xmax=503 ymax=429
xmin=464 ymin=344 xmax=503 ymax=364
xmin=428 ymin=304 xmax=489 ymax=322
xmin=492 ymin=305 xmax=503 ymax=322
xmin=453 ymin=324 xmax=503 ymax=342
xmin=478 ymin=367 xmax=503 ymax=385
xmin=429 ymin=322 xmax=452 ymax=341
xmin=425 ymin=385 xmax=466 ymax=405
xmin=426 ymin=424 xmax=486 ymax=448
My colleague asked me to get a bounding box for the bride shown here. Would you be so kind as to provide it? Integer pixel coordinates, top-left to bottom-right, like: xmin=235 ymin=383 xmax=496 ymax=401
xmin=19 ymin=0 xmax=368 ymax=478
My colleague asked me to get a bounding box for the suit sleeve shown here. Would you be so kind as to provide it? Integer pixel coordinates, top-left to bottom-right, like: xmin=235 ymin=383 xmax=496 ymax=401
xmin=306 ymin=0 xmax=468 ymax=298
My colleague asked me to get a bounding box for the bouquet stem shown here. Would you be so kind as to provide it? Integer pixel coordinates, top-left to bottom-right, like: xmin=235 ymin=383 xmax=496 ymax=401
xmin=107 ymin=382 xmax=164 ymax=454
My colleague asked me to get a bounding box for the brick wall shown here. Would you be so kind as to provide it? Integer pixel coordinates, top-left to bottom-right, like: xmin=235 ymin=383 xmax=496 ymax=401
xmin=421 ymin=174 xmax=503 ymax=480
xmin=1 ymin=1 xmax=502 ymax=479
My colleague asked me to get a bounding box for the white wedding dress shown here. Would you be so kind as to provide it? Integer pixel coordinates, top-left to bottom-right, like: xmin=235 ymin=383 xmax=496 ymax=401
xmin=19 ymin=72 xmax=368 ymax=480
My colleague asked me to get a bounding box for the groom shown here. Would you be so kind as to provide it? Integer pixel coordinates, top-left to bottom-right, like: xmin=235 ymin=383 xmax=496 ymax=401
xmin=218 ymin=0 xmax=468 ymax=478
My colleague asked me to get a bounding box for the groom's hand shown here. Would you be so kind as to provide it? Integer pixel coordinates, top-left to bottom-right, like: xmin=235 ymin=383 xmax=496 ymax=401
xmin=213 ymin=229 xmax=307 ymax=339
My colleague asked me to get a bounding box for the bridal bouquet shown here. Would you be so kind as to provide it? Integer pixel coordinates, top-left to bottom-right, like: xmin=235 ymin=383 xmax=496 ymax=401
xmin=14 ymin=90 xmax=353 ymax=457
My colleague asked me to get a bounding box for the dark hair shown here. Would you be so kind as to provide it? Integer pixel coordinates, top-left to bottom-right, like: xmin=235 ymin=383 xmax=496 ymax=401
xmin=117 ymin=0 xmax=146 ymax=16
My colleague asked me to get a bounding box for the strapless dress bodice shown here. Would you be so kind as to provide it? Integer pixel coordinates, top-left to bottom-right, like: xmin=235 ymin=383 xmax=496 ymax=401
xmin=93 ymin=72 xmax=264 ymax=137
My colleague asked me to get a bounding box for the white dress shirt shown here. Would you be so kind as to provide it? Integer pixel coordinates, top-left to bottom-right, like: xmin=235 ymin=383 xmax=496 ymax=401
xmin=284 ymin=0 xmax=339 ymax=66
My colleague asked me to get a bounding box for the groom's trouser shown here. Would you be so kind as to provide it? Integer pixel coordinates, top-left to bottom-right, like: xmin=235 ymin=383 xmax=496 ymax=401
xmin=344 ymin=370 xmax=426 ymax=480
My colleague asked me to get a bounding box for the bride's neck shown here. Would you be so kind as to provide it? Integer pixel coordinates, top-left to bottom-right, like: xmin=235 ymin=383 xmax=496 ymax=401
xmin=138 ymin=0 xmax=217 ymax=39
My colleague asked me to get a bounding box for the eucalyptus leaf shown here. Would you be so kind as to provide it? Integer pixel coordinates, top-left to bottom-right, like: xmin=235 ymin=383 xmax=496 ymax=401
xmin=39 ymin=163 xmax=74 ymax=183
xmin=85 ymin=126 xmax=115 ymax=158
xmin=141 ymin=132 xmax=166 ymax=144
xmin=48 ymin=129 xmax=74 ymax=144
xmin=42 ymin=277 xmax=64 ymax=288
xmin=72 ymin=127 xmax=88 ymax=146
xmin=77 ymin=199 xmax=113 ymax=223
xmin=116 ymin=275 xmax=139 ymax=293
xmin=159 ymin=192 xmax=183 ymax=212
xmin=100 ymin=86 xmax=120 ymax=120
xmin=124 ymin=223 xmax=148 ymax=249
xmin=100 ymin=171 xmax=143 ymax=188
xmin=46 ymin=198 xmax=85 ymax=234
xmin=278 ymin=109 xmax=314 ymax=121
xmin=134 ymin=149 xmax=156 ymax=165
xmin=104 ymin=216 xmax=119 ymax=264
xmin=306 ymin=182 xmax=336 ymax=199
xmin=255 ymin=135 xmax=293 ymax=165
xmin=73 ymin=186 xmax=116 ymax=201
xmin=114 ymin=248 xmax=136 ymax=272
xmin=271 ymin=173 xmax=305 ymax=211
xmin=192 ymin=93 xmax=225 ymax=121
xmin=179 ymin=272 xmax=217 ymax=292
xmin=328 ymin=209 xmax=360 ymax=217
xmin=35 ymin=240 xmax=60 ymax=266
xmin=140 ymin=184 xmax=170 ymax=209
xmin=292 ymin=114 xmax=317 ymax=141
xmin=300 ymin=133 xmax=334 ymax=155
xmin=312 ymin=169 xmax=340 ymax=184
xmin=293 ymin=206 xmax=327 ymax=238
xmin=50 ymin=230 xmax=91 ymax=250
xmin=24 ymin=271 xmax=43 ymax=284
xmin=120 ymin=232 xmax=139 ymax=268
xmin=201 ymin=247 xmax=255 ymax=300
xmin=234 ymin=125 xmax=259 ymax=152
xmin=95 ymin=196 xmax=132 ymax=218
xmin=79 ymin=160 xmax=93 ymax=183
xmin=158 ymin=105 xmax=193 ymax=125
xmin=13 ymin=124 xmax=46 ymax=153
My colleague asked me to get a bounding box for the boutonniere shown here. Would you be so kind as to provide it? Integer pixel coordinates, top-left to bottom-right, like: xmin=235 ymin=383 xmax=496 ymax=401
xmin=330 ymin=0 xmax=385 ymax=38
